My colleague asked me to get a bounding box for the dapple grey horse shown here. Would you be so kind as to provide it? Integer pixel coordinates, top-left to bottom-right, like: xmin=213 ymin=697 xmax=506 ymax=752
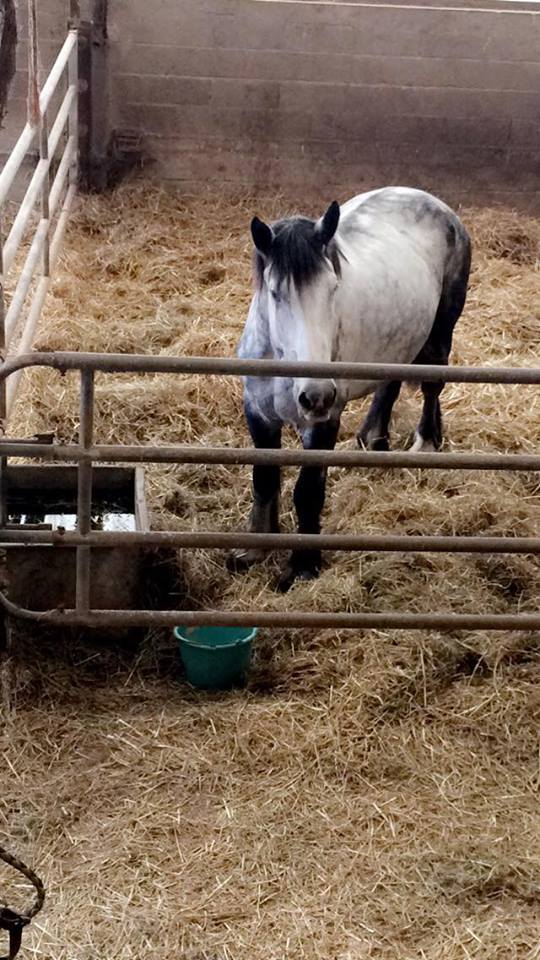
xmin=229 ymin=187 xmax=471 ymax=591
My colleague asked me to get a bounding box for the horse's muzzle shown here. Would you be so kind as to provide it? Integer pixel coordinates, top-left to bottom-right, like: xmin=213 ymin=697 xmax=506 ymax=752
xmin=297 ymin=380 xmax=337 ymax=419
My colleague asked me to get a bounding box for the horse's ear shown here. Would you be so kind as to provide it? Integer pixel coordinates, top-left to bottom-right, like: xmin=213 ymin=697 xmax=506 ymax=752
xmin=251 ymin=217 xmax=273 ymax=258
xmin=316 ymin=201 xmax=340 ymax=247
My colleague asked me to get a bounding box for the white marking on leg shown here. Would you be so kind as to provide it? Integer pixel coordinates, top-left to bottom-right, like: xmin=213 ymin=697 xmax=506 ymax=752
xmin=366 ymin=427 xmax=383 ymax=448
xmin=409 ymin=431 xmax=436 ymax=453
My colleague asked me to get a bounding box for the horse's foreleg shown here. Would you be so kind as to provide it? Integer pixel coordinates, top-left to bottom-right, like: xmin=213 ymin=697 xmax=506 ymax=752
xmin=278 ymin=419 xmax=340 ymax=593
xmin=411 ymin=380 xmax=444 ymax=452
xmin=357 ymin=380 xmax=402 ymax=451
xmin=227 ymin=407 xmax=281 ymax=573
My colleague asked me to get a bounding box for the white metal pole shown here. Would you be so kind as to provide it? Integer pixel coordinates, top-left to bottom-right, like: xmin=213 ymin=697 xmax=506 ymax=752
xmin=0 ymin=230 xmax=6 ymax=529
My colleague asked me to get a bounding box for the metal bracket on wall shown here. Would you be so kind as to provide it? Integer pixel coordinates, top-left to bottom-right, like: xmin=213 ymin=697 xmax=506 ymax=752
xmin=106 ymin=128 xmax=147 ymax=187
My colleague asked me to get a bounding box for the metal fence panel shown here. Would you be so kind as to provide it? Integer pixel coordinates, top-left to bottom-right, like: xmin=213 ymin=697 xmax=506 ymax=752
xmin=0 ymin=352 xmax=538 ymax=631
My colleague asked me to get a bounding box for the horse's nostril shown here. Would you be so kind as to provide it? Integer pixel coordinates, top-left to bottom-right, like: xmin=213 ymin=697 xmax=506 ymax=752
xmin=299 ymin=384 xmax=337 ymax=414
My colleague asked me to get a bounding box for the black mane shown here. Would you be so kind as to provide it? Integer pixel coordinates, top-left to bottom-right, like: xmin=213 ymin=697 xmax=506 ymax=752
xmin=253 ymin=216 xmax=341 ymax=291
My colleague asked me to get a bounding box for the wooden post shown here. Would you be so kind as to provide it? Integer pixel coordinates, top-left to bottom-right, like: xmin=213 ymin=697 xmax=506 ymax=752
xmin=0 ymin=0 xmax=17 ymax=129
xmin=77 ymin=0 xmax=109 ymax=191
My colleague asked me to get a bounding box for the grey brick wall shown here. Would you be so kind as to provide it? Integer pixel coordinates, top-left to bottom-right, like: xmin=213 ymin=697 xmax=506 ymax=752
xmin=2 ymin=0 xmax=539 ymax=209
xmin=107 ymin=0 xmax=540 ymax=208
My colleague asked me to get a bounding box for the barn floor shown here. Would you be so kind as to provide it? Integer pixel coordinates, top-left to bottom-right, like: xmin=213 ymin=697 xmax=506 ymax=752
xmin=1 ymin=184 xmax=540 ymax=960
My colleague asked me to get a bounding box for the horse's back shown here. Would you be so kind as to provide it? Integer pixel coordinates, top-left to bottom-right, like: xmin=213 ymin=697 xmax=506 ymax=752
xmin=340 ymin=186 xmax=459 ymax=224
xmin=339 ymin=187 xmax=469 ymax=270
xmin=338 ymin=186 xmax=469 ymax=313
xmin=333 ymin=187 xmax=470 ymax=398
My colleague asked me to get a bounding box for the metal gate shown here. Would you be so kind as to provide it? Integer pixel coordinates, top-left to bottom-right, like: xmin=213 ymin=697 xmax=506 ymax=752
xmin=0 ymin=351 xmax=539 ymax=632
xmin=0 ymin=6 xmax=78 ymax=421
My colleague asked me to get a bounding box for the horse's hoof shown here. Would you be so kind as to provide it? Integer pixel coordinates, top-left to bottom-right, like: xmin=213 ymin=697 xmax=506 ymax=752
xmin=276 ymin=566 xmax=319 ymax=593
xmin=357 ymin=431 xmax=390 ymax=452
xmin=409 ymin=432 xmax=438 ymax=453
xmin=226 ymin=549 xmax=263 ymax=573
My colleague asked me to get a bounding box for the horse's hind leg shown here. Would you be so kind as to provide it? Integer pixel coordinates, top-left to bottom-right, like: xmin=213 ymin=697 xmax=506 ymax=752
xmin=410 ymin=379 xmax=444 ymax=452
xmin=410 ymin=340 xmax=448 ymax=452
xmin=412 ymin=232 xmax=471 ymax=452
xmin=410 ymin=313 xmax=456 ymax=452
xmin=227 ymin=405 xmax=281 ymax=573
xmin=357 ymin=380 xmax=402 ymax=451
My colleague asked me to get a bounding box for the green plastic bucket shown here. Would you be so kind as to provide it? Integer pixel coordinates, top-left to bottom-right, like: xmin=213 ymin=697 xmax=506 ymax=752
xmin=174 ymin=625 xmax=257 ymax=690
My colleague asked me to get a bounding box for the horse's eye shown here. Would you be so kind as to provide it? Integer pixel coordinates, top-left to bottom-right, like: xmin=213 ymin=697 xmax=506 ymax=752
xmin=270 ymin=290 xmax=280 ymax=303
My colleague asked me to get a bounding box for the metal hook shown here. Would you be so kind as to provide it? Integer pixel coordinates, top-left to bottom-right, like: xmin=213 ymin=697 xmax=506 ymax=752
xmin=0 ymin=907 xmax=29 ymax=960
xmin=0 ymin=845 xmax=45 ymax=960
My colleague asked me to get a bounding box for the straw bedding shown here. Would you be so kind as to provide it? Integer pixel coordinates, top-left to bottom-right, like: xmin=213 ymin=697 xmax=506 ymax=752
xmin=1 ymin=184 xmax=539 ymax=959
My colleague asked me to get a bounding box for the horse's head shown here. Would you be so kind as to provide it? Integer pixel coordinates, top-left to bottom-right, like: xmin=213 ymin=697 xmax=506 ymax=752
xmin=251 ymin=202 xmax=342 ymax=423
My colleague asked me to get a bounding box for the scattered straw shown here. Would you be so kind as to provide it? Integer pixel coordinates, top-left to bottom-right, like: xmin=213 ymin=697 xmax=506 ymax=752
xmin=1 ymin=184 xmax=539 ymax=959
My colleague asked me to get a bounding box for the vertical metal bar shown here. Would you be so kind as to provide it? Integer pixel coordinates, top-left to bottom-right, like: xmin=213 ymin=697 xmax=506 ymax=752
xmin=76 ymin=369 xmax=94 ymax=611
xmin=0 ymin=217 xmax=6 ymax=421
xmin=0 ymin=216 xmax=7 ymax=528
xmin=0 ymin=215 xmax=6 ymax=513
xmin=0 ymin=219 xmax=8 ymax=653
xmin=27 ymin=0 xmax=40 ymax=126
xmin=39 ymin=111 xmax=50 ymax=278
xmin=67 ymin=28 xmax=79 ymax=190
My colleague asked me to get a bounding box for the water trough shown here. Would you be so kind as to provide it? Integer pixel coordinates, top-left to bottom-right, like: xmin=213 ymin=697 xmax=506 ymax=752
xmin=5 ymin=464 xmax=150 ymax=611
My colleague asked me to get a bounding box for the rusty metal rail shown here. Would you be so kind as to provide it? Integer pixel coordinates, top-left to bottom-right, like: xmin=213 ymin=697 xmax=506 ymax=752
xmin=0 ymin=351 xmax=539 ymax=631
xmin=2 ymin=349 xmax=540 ymax=383
xmin=2 ymin=441 xmax=540 ymax=471
xmin=1 ymin=596 xmax=540 ymax=633
xmin=1 ymin=529 xmax=539 ymax=555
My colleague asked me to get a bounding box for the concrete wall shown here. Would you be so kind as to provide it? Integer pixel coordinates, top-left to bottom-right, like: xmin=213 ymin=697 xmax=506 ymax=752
xmin=108 ymin=0 xmax=540 ymax=208
xmin=2 ymin=0 xmax=539 ymax=209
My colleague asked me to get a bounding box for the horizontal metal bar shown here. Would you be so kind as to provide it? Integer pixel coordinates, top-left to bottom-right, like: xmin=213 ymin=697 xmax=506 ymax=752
xmin=6 ymin=184 xmax=77 ymax=418
xmin=48 ymin=183 xmax=77 ymax=267
xmin=1 ymin=441 xmax=539 ymax=472
xmin=47 ymin=84 xmax=77 ymax=158
xmin=48 ymin=135 xmax=76 ymax=214
xmin=1 ymin=529 xmax=539 ymax=555
xmin=4 ymin=219 xmax=49 ymax=346
xmin=5 ymin=142 xmax=77 ymax=350
xmin=3 ymin=86 xmax=76 ymax=274
xmin=39 ymin=31 xmax=77 ymax=115
xmin=1 ymin=353 xmax=540 ymax=386
xmin=0 ymin=32 xmax=76 ymax=210
xmin=5 ymin=279 xmax=51 ymax=418
xmin=1 ymin=593 xmax=538 ymax=632
xmin=0 ymin=125 xmax=37 ymax=210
